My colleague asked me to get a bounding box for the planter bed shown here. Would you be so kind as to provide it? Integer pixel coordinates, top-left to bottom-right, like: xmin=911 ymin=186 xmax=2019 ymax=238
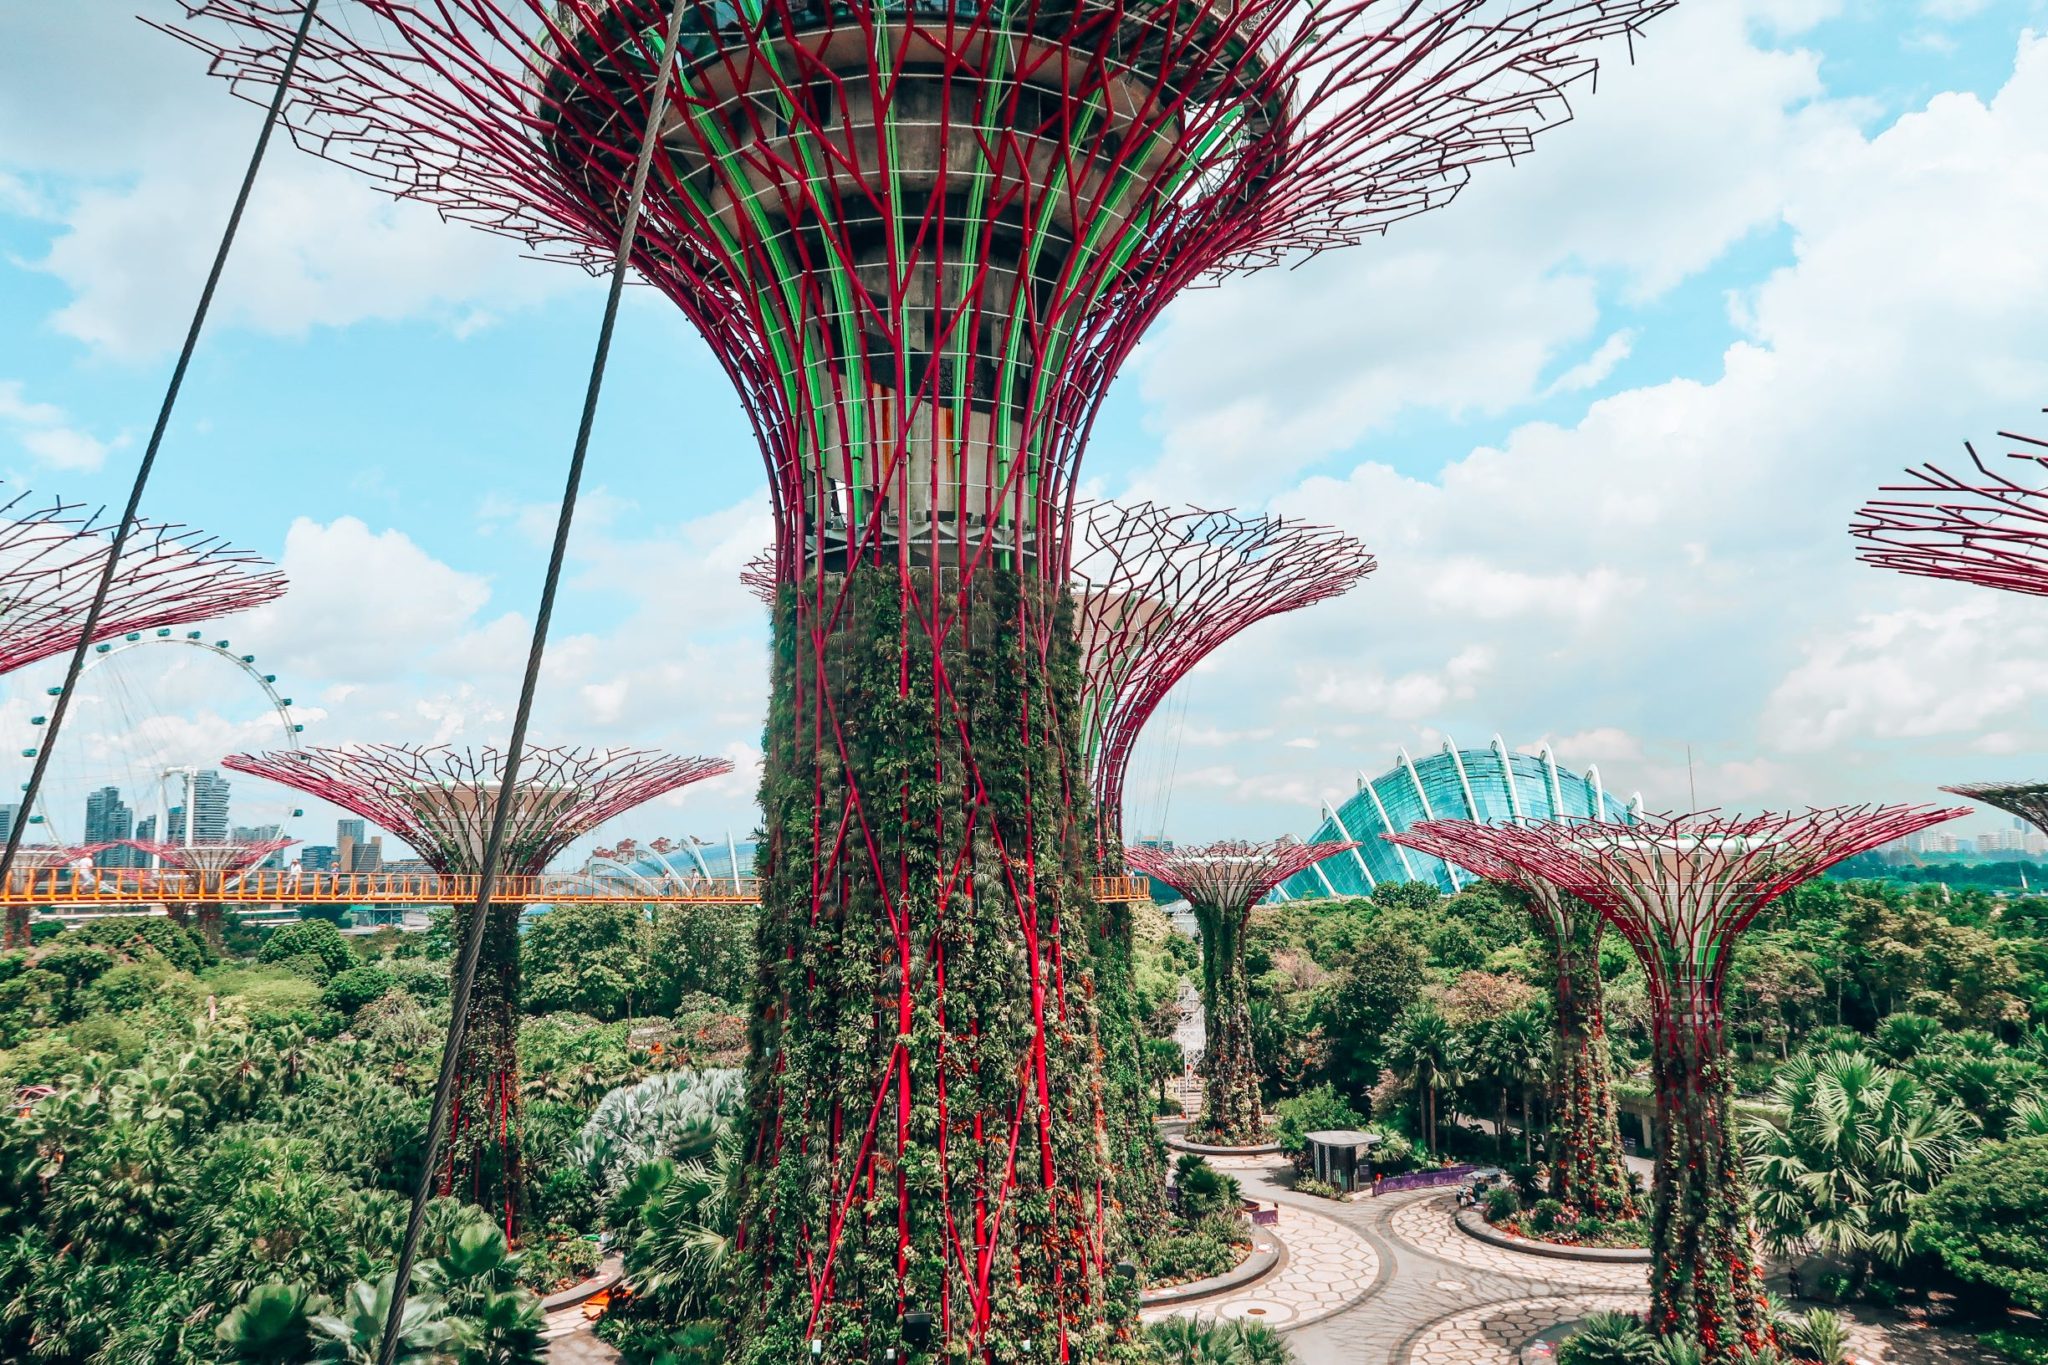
xmin=1139 ymin=1228 xmax=1284 ymax=1308
xmin=1456 ymin=1208 xmax=1651 ymax=1263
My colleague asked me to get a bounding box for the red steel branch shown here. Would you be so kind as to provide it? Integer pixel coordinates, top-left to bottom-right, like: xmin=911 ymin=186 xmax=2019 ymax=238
xmin=1123 ymin=839 xmax=1357 ymax=912
xmin=1073 ymin=503 xmax=1371 ymax=860
xmin=169 ymin=0 xmax=1671 ymax=586
xmin=0 ymin=488 xmax=287 ymax=677
xmin=1852 ymin=413 xmax=2048 ymax=597
xmin=125 ymin=835 xmax=299 ymax=873
xmin=221 ymin=744 xmax=734 ymax=874
xmin=1941 ymin=780 xmax=2048 ymax=838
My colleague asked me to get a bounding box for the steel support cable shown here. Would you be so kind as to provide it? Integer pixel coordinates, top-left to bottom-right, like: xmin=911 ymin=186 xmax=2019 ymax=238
xmin=0 ymin=0 xmax=321 ymax=917
xmin=373 ymin=2 xmax=691 ymax=1357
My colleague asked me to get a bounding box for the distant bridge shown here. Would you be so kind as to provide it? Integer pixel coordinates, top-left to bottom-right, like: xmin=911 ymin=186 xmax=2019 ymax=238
xmin=3 ymin=868 xmax=1153 ymax=912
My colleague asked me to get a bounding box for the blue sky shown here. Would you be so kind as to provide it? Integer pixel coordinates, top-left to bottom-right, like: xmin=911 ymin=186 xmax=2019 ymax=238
xmin=5 ymin=0 xmax=2048 ymax=861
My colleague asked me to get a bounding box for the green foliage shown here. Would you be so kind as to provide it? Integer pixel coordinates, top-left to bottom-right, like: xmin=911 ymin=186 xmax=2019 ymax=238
xmin=59 ymin=915 xmax=215 ymax=973
xmin=218 ymin=1280 xmax=326 ymax=1362
xmin=323 ymin=964 xmax=400 ymax=1017
xmin=1271 ymin=1084 xmax=1365 ymax=1156
xmin=522 ymin=903 xmax=647 ymax=1019
xmin=260 ymin=918 xmax=357 ymax=979
xmin=1483 ymin=1185 xmax=1520 ymax=1222
xmin=1173 ymin=1153 xmax=1241 ymax=1221
xmin=575 ymin=1068 xmax=743 ymax=1195
xmin=1746 ymin=1049 xmax=1970 ymax=1265
xmin=1316 ymin=925 xmax=1428 ymax=1101
xmin=621 ymin=1129 xmax=744 ymax=1321
xmin=1146 ymin=1317 xmax=1297 ymax=1364
xmin=1911 ymin=1135 xmax=2048 ymax=1313
xmin=1555 ymin=1311 xmax=1656 ymax=1365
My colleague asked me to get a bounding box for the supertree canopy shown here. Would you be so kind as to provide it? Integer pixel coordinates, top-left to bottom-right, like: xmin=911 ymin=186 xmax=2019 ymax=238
xmin=1400 ymin=806 xmax=1965 ymax=1361
xmin=222 ymin=744 xmax=732 ymax=1231
xmin=0 ymin=488 xmax=287 ymax=679
xmin=1385 ymin=824 xmax=1632 ymax=1221
xmin=1941 ymin=780 xmax=2048 ymax=837
xmin=1124 ymin=839 xmax=1353 ymax=1141
xmin=123 ymin=835 xmax=299 ymax=947
xmin=174 ymin=0 xmax=1672 ymax=1351
xmin=1851 ymin=411 xmax=2048 ymax=597
xmin=1072 ymin=502 xmax=1373 ymax=859
xmin=0 ymin=490 xmax=286 ymax=948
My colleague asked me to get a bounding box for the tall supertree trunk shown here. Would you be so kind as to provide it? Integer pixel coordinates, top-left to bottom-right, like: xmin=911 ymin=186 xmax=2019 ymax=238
xmin=447 ymin=901 xmax=524 ymax=1238
xmin=740 ymin=569 xmax=1108 ymax=1362
xmin=1546 ymin=913 xmax=1634 ymax=1220
xmin=1192 ymin=903 xmax=1260 ymax=1143
xmin=1091 ymin=897 xmax=1167 ymax=1229
xmin=196 ymin=905 xmax=225 ymax=950
xmin=1647 ymin=995 xmax=1769 ymax=1361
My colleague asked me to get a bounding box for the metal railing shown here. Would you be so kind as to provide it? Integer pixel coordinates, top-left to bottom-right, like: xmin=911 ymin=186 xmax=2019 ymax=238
xmin=1371 ymin=1164 xmax=1476 ymax=1196
xmin=1 ymin=868 xmax=1157 ymax=908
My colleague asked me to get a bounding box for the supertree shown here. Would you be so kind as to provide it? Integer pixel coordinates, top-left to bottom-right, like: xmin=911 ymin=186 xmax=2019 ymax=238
xmin=172 ymin=0 xmax=1674 ymax=1351
xmin=740 ymin=549 xmax=779 ymax=607
xmin=1073 ymin=503 xmax=1373 ymax=861
xmin=1123 ymin=840 xmax=1354 ymax=1141
xmin=123 ymin=835 xmax=298 ymax=947
xmin=1399 ymin=806 xmax=1966 ymax=1360
xmin=1 ymin=490 xmax=287 ymax=947
xmin=1384 ymin=825 xmax=1632 ymax=1220
xmin=1851 ymin=410 xmax=2048 ymax=597
xmin=1069 ymin=502 xmax=1367 ymax=1208
xmin=1853 ymin=415 xmax=2048 ymax=835
xmin=221 ymin=743 xmax=732 ymax=1231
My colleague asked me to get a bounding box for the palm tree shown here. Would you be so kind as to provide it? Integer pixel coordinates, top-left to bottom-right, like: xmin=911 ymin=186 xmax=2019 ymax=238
xmin=1389 ymin=1004 xmax=1465 ymax=1153
xmin=1745 ymin=1050 xmax=1969 ymax=1269
xmin=1477 ymin=1006 xmax=1549 ymax=1162
xmin=623 ymin=1128 xmax=744 ymax=1321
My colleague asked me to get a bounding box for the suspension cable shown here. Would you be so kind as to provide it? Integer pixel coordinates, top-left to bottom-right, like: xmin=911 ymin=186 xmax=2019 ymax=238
xmin=373 ymin=3 xmax=691 ymax=1356
xmin=0 ymin=0 xmax=322 ymax=935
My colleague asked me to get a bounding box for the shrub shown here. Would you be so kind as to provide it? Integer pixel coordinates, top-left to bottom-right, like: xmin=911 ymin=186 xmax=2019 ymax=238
xmin=61 ymin=916 xmax=213 ymax=973
xmin=1786 ymin=1308 xmax=1849 ymax=1365
xmin=1911 ymin=1136 xmax=2048 ymax=1314
xmin=258 ymin=920 xmax=355 ymax=979
xmin=1147 ymin=1317 xmax=1297 ymax=1364
xmin=1529 ymin=1197 xmax=1565 ymax=1233
xmin=1291 ymin=1176 xmax=1340 ymax=1199
xmin=1174 ymin=1153 xmax=1241 ymax=1221
xmin=1483 ymin=1186 xmax=1521 ymax=1224
xmin=1554 ymin=1310 xmax=1655 ymax=1365
xmin=1372 ymin=1131 xmax=1419 ymax=1174
xmin=321 ymin=965 xmax=399 ymax=1017
xmin=575 ymin=1069 xmax=744 ymax=1195
xmin=1272 ymin=1084 xmax=1366 ymax=1156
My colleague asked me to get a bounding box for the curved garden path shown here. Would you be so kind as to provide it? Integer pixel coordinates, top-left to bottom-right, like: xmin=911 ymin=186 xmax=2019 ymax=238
xmin=1155 ymin=1154 xmax=1994 ymax=1364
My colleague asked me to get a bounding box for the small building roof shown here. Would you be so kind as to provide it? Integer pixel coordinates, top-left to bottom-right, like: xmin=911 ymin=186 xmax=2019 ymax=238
xmin=1305 ymin=1129 xmax=1379 ymax=1147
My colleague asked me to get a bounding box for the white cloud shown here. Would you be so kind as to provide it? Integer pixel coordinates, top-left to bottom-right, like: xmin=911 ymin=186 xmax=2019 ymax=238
xmin=1124 ymin=27 xmax=2048 ymax=833
xmin=0 ymin=379 xmax=123 ymax=473
xmin=1545 ymin=331 xmax=1637 ymax=397
xmin=1118 ymin=3 xmax=1861 ymax=500
xmin=0 ymin=3 xmax=580 ymax=361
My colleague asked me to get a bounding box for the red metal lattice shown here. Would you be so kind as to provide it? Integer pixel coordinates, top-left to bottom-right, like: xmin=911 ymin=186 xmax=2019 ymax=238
xmin=1123 ymin=838 xmax=1357 ymax=911
xmin=1852 ymin=412 xmax=2048 ymax=597
xmin=123 ymin=835 xmax=300 ymax=873
xmin=219 ymin=744 xmax=734 ymax=875
xmin=1941 ymin=780 xmax=2048 ymax=838
xmin=0 ymin=488 xmax=287 ymax=678
xmin=1392 ymin=807 xmax=1966 ymax=1014
xmin=1074 ymin=503 xmax=1371 ymax=860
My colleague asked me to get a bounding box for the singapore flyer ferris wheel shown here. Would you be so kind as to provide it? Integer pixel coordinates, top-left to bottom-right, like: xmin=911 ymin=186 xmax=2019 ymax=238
xmin=13 ymin=626 xmax=310 ymax=858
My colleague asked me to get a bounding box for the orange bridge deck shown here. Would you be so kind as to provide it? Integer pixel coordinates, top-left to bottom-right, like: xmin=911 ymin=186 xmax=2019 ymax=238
xmin=3 ymin=868 xmax=1154 ymax=909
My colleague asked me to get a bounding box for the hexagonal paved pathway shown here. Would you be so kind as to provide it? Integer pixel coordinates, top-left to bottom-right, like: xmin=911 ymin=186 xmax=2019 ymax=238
xmin=1406 ymin=1293 xmax=1649 ymax=1364
xmin=1142 ymin=1202 xmax=1381 ymax=1330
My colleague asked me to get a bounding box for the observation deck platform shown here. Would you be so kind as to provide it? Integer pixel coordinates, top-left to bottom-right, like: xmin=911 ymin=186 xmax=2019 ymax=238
xmin=1 ymin=869 xmax=1153 ymax=909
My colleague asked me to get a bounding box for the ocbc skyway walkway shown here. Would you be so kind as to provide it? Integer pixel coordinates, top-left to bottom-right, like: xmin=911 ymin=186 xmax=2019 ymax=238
xmin=1 ymin=868 xmax=1154 ymax=909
